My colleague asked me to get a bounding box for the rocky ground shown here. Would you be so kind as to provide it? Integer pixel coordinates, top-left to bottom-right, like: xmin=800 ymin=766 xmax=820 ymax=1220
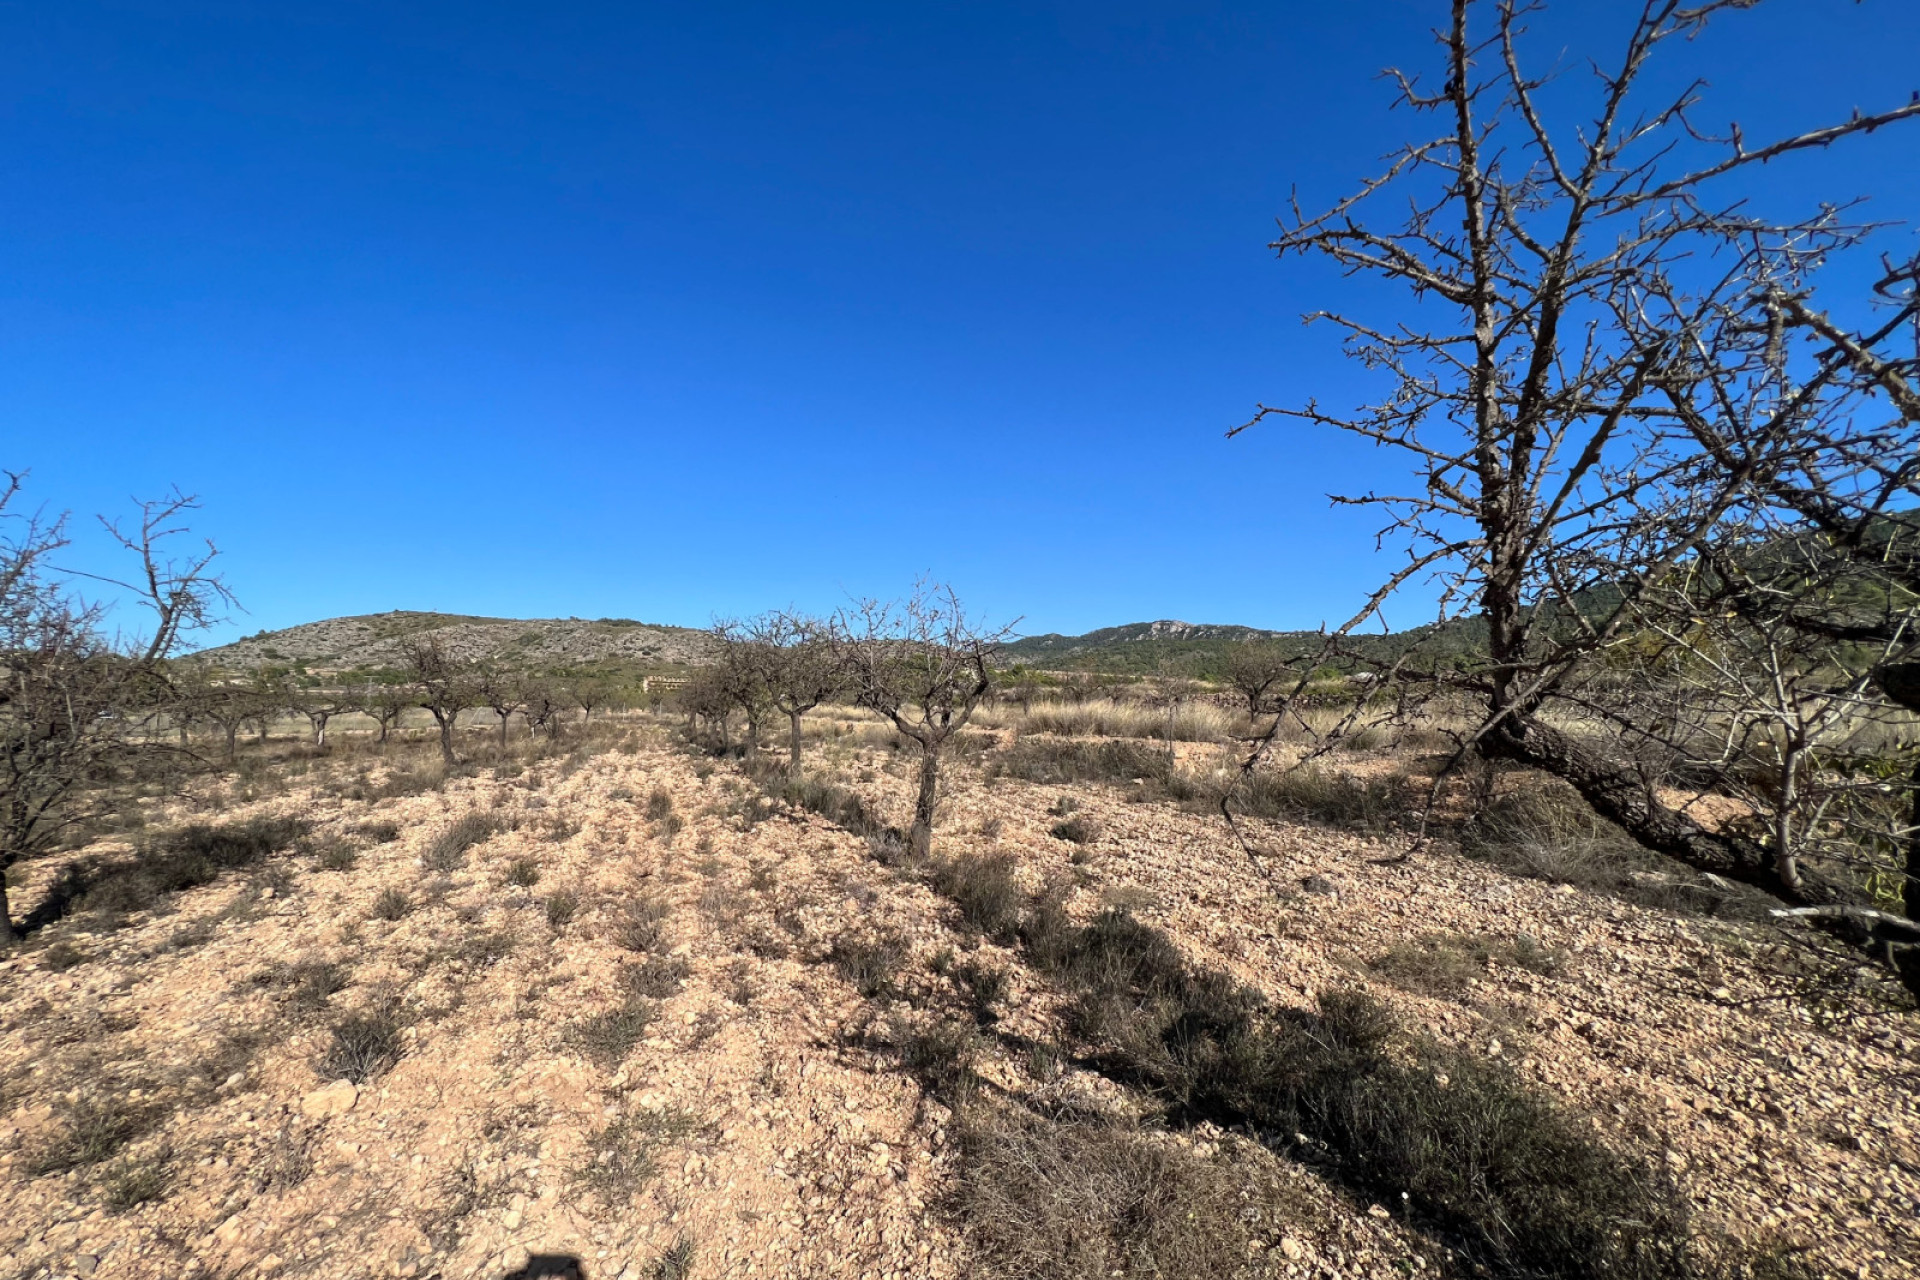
xmin=1 ymin=715 xmax=1915 ymax=1280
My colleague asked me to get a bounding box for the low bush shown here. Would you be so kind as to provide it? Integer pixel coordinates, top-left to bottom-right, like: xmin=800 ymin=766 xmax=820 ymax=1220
xmin=1227 ymin=765 xmax=1407 ymax=832
xmin=952 ymin=1106 xmax=1284 ymax=1280
xmin=620 ymin=954 xmax=689 ymax=999
xmin=505 ymin=856 xmax=541 ymax=888
xmin=1462 ymin=783 xmax=1773 ymax=920
xmin=1048 ymin=815 xmax=1098 ymax=845
xmin=320 ymin=1008 xmax=404 ymax=1082
xmin=569 ymin=996 xmax=657 ymax=1066
xmin=371 ymin=887 xmax=412 ymax=921
xmin=828 ymin=932 xmax=910 ymax=999
xmin=1031 ymin=908 xmax=1692 ymax=1280
xmin=424 ymin=812 xmax=499 ymax=871
xmin=993 ymin=738 xmax=1170 ymax=786
xmin=545 ymin=888 xmax=580 ymax=930
xmin=28 ymin=1094 xmax=158 ymax=1175
xmin=929 ymin=854 xmax=1024 ymax=940
xmin=1366 ymin=932 xmax=1567 ymax=997
xmin=100 ymin=1150 xmax=172 ymax=1210
xmin=612 ymin=897 xmax=671 ymax=952
xmin=78 ymin=815 xmax=311 ymax=919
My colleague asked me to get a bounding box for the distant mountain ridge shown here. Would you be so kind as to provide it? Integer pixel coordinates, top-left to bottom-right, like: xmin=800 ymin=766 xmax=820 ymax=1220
xmin=190 ymin=611 xmax=711 ymax=674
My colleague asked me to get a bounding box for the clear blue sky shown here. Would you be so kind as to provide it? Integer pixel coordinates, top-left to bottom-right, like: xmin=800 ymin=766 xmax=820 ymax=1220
xmin=4 ymin=1 xmax=1915 ymax=644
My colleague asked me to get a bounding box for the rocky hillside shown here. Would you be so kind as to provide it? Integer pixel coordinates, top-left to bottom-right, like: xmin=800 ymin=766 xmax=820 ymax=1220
xmin=192 ymin=612 xmax=713 ymax=674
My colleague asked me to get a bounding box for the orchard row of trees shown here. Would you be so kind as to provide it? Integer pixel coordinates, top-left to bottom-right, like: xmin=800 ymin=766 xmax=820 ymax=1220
xmin=686 ymin=588 xmax=1013 ymax=862
xmin=170 ymin=657 xmax=631 ymax=759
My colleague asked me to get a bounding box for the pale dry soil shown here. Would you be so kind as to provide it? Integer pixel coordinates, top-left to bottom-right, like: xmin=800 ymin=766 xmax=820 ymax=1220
xmin=0 ymin=720 xmax=1915 ymax=1280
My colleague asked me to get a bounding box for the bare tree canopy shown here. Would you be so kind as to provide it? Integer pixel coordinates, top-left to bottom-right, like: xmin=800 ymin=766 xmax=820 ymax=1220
xmin=401 ymin=636 xmax=478 ymax=764
xmin=1237 ymin=0 xmax=1920 ymax=988
xmin=835 ymin=583 xmax=1014 ymax=861
xmin=0 ymin=473 xmax=230 ymax=940
xmin=726 ymin=611 xmax=846 ymax=777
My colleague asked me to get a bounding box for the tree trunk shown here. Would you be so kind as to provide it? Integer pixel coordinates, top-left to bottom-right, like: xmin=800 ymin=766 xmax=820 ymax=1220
xmin=0 ymin=875 xmax=14 ymax=944
xmin=436 ymin=710 xmax=456 ymax=764
xmin=910 ymin=747 xmax=941 ymax=862
xmin=225 ymin=723 xmax=239 ymax=761
xmin=498 ymin=712 xmax=510 ymax=750
xmin=1907 ymin=754 xmax=1920 ymax=922
xmin=377 ymin=715 xmax=390 ymax=745
xmin=789 ymin=710 xmax=805 ymax=777
xmin=1483 ymin=712 xmax=1851 ymax=905
xmin=311 ymin=715 xmax=327 ymax=748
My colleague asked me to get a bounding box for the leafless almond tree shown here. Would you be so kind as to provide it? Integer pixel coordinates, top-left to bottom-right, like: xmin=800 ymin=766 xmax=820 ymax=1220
xmin=733 ymin=611 xmax=846 ymax=777
xmin=402 ymin=637 xmax=477 ymax=764
xmin=1236 ymin=0 xmax=1920 ymax=986
xmin=834 ymin=583 xmax=1014 ymax=861
xmin=0 ymin=476 xmax=231 ymax=941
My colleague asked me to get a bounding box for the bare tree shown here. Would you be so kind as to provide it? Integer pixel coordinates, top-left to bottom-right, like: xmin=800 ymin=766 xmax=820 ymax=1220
xmin=291 ymin=683 xmax=350 ymax=748
xmin=355 ymin=676 xmax=412 ymax=744
xmin=835 ymin=583 xmax=1014 ymax=861
xmin=401 ymin=637 xmax=477 ymax=764
xmin=1237 ymin=0 xmax=1920 ymax=983
xmin=177 ymin=663 xmax=252 ymax=761
xmin=1 ymin=476 xmax=231 ymax=941
xmin=709 ymin=623 xmax=778 ymax=760
xmin=1223 ymin=639 xmax=1294 ymax=719
xmin=477 ymin=664 xmax=527 ymax=751
xmin=732 ymin=611 xmax=845 ymax=777
xmin=523 ymin=679 xmax=566 ymax=739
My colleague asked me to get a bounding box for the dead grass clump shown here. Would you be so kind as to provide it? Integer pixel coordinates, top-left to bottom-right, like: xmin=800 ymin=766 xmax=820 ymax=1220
xmin=569 ymin=996 xmax=657 ymax=1066
xmin=320 ymin=1008 xmax=404 ymax=1082
xmin=930 ymin=853 xmax=1024 ymax=940
xmin=360 ymin=819 xmax=402 ymax=844
xmin=1030 ymin=909 xmax=1693 ymax=1280
xmin=1366 ymin=932 xmax=1568 ymax=997
xmin=613 ymin=897 xmax=671 ymax=952
xmin=620 ymin=954 xmax=689 ymax=999
xmin=78 ymin=814 xmax=311 ymax=920
xmin=504 ymin=856 xmax=541 ymax=887
xmin=545 ymin=888 xmax=580 ymax=930
xmin=371 ymin=887 xmax=412 ymax=921
xmin=424 ymin=812 xmax=499 ymax=871
xmin=993 ymin=738 xmax=1170 ymax=786
xmin=1462 ymin=783 xmax=1772 ymax=920
xmin=952 ymin=1105 xmax=1278 ymax=1280
xmin=646 ymin=787 xmax=675 ymax=821
xmin=28 ymin=1094 xmax=159 ymax=1175
xmin=1015 ymin=697 xmax=1230 ymax=743
xmin=1228 ymin=765 xmax=1407 ymax=832
xmin=829 ymin=932 xmax=910 ymax=999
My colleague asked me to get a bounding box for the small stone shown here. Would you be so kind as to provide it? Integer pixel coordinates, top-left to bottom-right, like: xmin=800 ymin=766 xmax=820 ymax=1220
xmin=74 ymin=1257 xmax=99 ymax=1277
xmin=300 ymin=1080 xmax=358 ymax=1119
xmin=1280 ymin=1237 xmax=1305 ymax=1261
